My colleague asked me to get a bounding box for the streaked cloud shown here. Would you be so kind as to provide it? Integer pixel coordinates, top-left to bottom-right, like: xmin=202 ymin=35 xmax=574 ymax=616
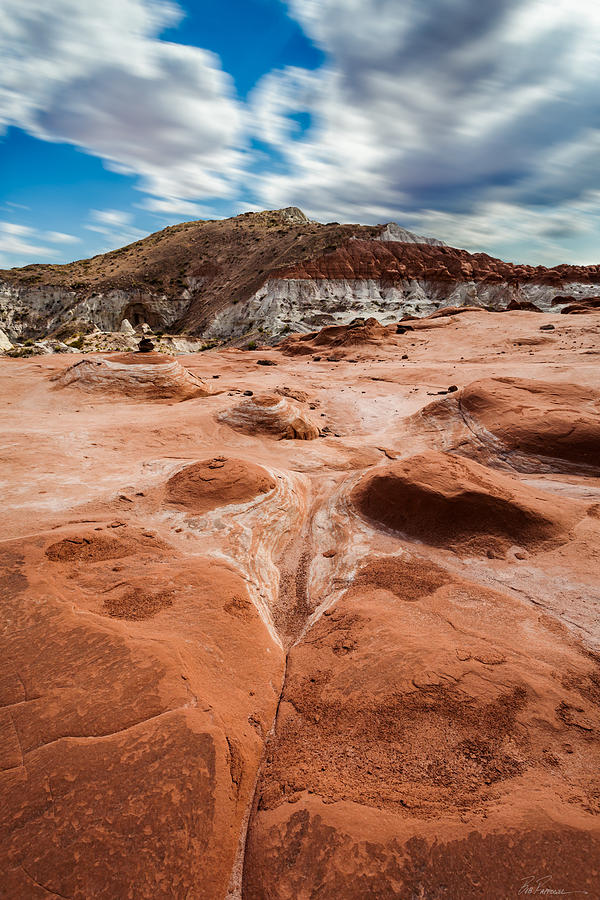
xmin=45 ymin=231 xmax=80 ymax=244
xmin=250 ymin=0 xmax=600 ymax=261
xmin=84 ymin=208 xmax=148 ymax=249
xmin=0 ymin=221 xmax=62 ymax=267
xmin=138 ymin=196 xmax=211 ymax=218
xmin=0 ymin=0 xmax=244 ymax=210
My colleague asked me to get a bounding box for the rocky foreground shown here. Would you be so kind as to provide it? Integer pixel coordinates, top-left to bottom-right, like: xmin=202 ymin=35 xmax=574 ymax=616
xmin=1 ymin=306 xmax=599 ymax=898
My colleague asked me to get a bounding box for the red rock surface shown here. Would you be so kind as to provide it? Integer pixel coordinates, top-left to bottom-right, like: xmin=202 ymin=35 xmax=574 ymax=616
xmin=218 ymin=392 xmax=320 ymax=440
xmin=350 ymin=450 xmax=586 ymax=555
xmin=279 ymin=238 xmax=600 ymax=286
xmin=53 ymin=352 xmax=211 ymax=400
xmin=1 ymin=306 xmax=599 ymax=898
xmin=412 ymin=377 xmax=600 ymax=473
xmin=244 ymin=558 xmax=600 ymax=898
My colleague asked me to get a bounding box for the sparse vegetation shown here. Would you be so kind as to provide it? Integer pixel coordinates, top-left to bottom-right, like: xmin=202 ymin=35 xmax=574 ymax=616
xmin=6 ymin=346 xmax=38 ymax=358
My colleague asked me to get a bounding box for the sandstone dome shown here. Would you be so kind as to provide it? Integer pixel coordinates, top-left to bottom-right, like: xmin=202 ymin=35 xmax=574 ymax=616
xmin=280 ymin=317 xmax=392 ymax=356
xmin=164 ymin=457 xmax=276 ymax=514
xmin=53 ymin=352 xmax=211 ymax=400
xmin=218 ymin=392 xmax=320 ymax=440
xmin=459 ymin=377 xmax=600 ymax=470
xmin=351 ymin=450 xmax=582 ymax=554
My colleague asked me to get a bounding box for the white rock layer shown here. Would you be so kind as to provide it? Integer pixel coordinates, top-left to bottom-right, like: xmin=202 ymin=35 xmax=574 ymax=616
xmin=204 ymin=277 xmax=600 ymax=340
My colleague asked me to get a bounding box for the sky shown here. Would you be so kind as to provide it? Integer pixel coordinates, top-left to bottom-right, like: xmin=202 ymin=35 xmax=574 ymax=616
xmin=1 ymin=0 xmax=600 ymax=269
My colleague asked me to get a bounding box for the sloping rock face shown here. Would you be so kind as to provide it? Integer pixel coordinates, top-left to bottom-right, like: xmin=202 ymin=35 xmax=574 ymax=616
xmin=0 ymin=327 xmax=12 ymax=350
xmin=411 ymin=377 xmax=600 ymax=474
xmin=201 ymin=260 xmax=600 ymax=342
xmin=53 ymin=352 xmax=212 ymax=400
xmin=0 ymin=280 xmax=189 ymax=342
xmin=1 ymin=307 xmax=599 ymax=898
xmin=350 ymin=450 xmax=584 ymax=555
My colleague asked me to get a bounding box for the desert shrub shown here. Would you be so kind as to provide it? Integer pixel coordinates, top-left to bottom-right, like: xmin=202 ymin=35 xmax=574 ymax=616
xmin=7 ymin=347 xmax=37 ymax=358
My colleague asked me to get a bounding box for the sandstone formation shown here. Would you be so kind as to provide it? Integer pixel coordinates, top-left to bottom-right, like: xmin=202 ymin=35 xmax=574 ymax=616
xmin=1 ymin=300 xmax=599 ymax=898
xmin=413 ymin=377 xmax=600 ymax=474
xmin=280 ymin=316 xmax=394 ymax=356
xmin=53 ymin=351 xmax=212 ymax=400
xmin=164 ymin=457 xmax=276 ymax=514
xmin=218 ymin=393 xmax=320 ymax=440
xmin=350 ymin=450 xmax=585 ymax=555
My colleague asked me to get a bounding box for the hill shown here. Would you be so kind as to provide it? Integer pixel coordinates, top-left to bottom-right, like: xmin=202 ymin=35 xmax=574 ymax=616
xmin=1 ymin=207 xmax=600 ymax=345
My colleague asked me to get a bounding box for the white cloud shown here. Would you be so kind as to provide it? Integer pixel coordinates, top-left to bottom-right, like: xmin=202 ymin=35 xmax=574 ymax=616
xmin=137 ymin=196 xmax=209 ymax=218
xmin=89 ymin=209 xmax=135 ymax=229
xmin=1 ymin=222 xmax=35 ymax=237
xmin=0 ymin=221 xmax=60 ymax=267
xmin=83 ymin=208 xmax=147 ymax=249
xmin=248 ymin=0 xmax=600 ymax=261
xmin=45 ymin=231 xmax=80 ymax=244
xmin=0 ymin=0 xmax=244 ymax=208
xmin=402 ymin=193 xmax=600 ymax=266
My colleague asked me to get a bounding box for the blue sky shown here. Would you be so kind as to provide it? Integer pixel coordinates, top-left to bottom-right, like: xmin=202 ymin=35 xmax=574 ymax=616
xmin=1 ymin=0 xmax=600 ymax=268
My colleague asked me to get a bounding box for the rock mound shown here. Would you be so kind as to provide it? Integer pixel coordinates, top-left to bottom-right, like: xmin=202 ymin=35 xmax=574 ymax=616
xmin=53 ymin=352 xmax=211 ymax=400
xmin=165 ymin=457 xmax=275 ymax=514
xmin=218 ymin=393 xmax=320 ymax=440
xmin=506 ymin=298 xmax=542 ymax=311
xmin=351 ymin=451 xmax=578 ymax=554
xmin=560 ymin=296 xmax=600 ymax=314
xmin=460 ymin=378 xmax=600 ymax=470
xmin=280 ymin=317 xmax=391 ymax=356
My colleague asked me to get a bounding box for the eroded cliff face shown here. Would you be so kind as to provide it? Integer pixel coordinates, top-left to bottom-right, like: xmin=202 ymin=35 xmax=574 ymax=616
xmin=0 ymin=280 xmax=190 ymax=342
xmin=204 ymin=275 xmax=600 ymax=339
